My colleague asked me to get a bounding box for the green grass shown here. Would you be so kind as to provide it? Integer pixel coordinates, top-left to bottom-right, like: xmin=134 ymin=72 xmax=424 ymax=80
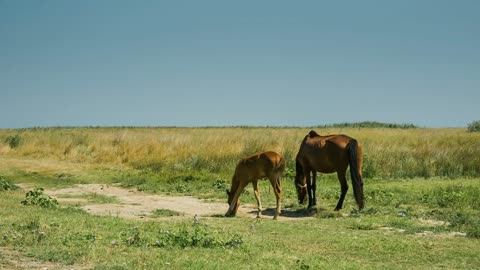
xmin=151 ymin=209 xmax=183 ymax=217
xmin=0 ymin=127 xmax=479 ymax=268
xmin=1 ymin=184 xmax=480 ymax=269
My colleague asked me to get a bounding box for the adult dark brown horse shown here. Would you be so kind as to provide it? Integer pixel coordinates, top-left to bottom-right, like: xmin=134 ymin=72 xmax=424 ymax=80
xmin=225 ymin=151 xmax=285 ymax=219
xmin=295 ymin=130 xmax=364 ymax=211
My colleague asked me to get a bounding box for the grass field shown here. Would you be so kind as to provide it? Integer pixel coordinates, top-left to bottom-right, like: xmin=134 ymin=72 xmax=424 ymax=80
xmin=1 ymin=127 xmax=479 ymax=269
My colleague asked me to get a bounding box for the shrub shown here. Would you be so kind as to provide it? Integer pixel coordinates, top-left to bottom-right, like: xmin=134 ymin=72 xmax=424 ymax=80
xmin=0 ymin=176 xmax=18 ymax=191
xmin=152 ymin=216 xmax=244 ymax=249
xmin=467 ymin=120 xmax=480 ymax=132
xmin=420 ymin=185 xmax=480 ymax=209
xmin=4 ymin=134 xmax=22 ymax=148
xmin=115 ymin=217 xmax=245 ymax=249
xmin=466 ymin=224 xmax=480 ymax=239
xmin=212 ymin=179 xmax=227 ymax=190
xmin=21 ymin=187 xmax=59 ymax=208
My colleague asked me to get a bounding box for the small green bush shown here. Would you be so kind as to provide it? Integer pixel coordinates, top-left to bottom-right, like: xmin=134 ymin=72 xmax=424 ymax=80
xmin=212 ymin=179 xmax=227 ymax=190
xmin=466 ymin=224 xmax=480 ymax=239
xmin=153 ymin=223 xmax=244 ymax=249
xmin=467 ymin=120 xmax=480 ymax=132
xmin=420 ymin=185 xmax=480 ymax=209
xmin=21 ymin=187 xmax=59 ymax=208
xmin=0 ymin=176 xmax=18 ymax=191
xmin=4 ymin=134 xmax=22 ymax=148
xmin=121 ymin=217 xmax=245 ymax=249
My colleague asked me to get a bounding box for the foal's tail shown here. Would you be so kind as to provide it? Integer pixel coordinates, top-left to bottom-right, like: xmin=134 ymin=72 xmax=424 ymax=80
xmin=347 ymin=140 xmax=365 ymax=209
xmin=276 ymin=157 xmax=286 ymax=176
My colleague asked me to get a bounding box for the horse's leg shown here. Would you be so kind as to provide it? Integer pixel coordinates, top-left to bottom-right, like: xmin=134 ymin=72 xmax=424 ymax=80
xmin=335 ymin=170 xmax=349 ymax=211
xmin=269 ymin=175 xmax=282 ymax=220
xmin=305 ymin=170 xmax=313 ymax=208
xmin=312 ymin=171 xmax=317 ymax=206
xmin=252 ymin=180 xmax=263 ymax=218
xmin=225 ymin=180 xmax=248 ymax=217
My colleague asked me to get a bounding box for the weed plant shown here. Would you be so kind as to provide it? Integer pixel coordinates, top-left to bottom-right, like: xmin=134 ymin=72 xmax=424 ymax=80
xmin=0 ymin=176 xmax=18 ymax=191
xmin=21 ymin=187 xmax=59 ymax=208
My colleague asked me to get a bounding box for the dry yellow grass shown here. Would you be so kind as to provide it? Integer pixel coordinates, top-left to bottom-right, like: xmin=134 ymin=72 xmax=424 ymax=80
xmin=1 ymin=127 xmax=479 ymax=178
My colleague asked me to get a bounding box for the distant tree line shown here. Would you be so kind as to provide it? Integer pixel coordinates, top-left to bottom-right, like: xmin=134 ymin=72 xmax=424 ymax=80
xmin=317 ymin=121 xmax=417 ymax=129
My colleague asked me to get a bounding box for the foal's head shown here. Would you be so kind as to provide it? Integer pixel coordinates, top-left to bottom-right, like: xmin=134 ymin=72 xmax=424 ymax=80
xmin=226 ymin=190 xmax=240 ymax=215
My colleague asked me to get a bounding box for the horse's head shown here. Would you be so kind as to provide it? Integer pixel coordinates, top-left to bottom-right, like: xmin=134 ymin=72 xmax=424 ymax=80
xmin=295 ymin=158 xmax=307 ymax=204
xmin=295 ymin=173 xmax=307 ymax=204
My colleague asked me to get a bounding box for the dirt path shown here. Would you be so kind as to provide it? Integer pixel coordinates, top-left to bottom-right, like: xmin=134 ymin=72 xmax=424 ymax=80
xmin=30 ymin=184 xmax=312 ymax=221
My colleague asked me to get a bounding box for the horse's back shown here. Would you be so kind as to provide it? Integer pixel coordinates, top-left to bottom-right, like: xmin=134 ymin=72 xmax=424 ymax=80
xmin=299 ymin=134 xmax=353 ymax=172
xmin=237 ymin=151 xmax=285 ymax=179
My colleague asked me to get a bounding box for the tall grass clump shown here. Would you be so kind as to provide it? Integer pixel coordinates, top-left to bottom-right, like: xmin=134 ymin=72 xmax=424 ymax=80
xmin=420 ymin=184 xmax=480 ymax=209
xmin=4 ymin=134 xmax=22 ymax=148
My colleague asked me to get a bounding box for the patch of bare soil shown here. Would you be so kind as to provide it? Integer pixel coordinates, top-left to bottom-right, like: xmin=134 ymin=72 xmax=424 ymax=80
xmin=417 ymin=218 xmax=450 ymax=226
xmin=379 ymin=220 xmax=466 ymax=239
xmin=413 ymin=218 xmax=465 ymax=238
xmin=414 ymin=231 xmax=466 ymax=238
xmin=22 ymin=184 xmax=313 ymax=221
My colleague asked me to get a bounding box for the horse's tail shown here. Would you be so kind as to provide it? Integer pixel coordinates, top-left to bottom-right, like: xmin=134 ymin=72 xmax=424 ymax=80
xmin=347 ymin=139 xmax=365 ymax=209
xmin=276 ymin=157 xmax=286 ymax=176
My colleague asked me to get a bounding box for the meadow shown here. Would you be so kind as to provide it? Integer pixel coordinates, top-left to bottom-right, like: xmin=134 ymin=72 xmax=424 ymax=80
xmin=1 ymin=127 xmax=480 ymax=269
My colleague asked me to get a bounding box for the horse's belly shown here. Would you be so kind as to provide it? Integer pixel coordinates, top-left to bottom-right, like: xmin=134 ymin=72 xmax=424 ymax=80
xmin=311 ymin=160 xmax=337 ymax=174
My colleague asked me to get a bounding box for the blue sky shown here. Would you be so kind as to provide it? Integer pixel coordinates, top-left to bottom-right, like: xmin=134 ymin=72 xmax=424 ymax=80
xmin=1 ymin=1 xmax=479 ymax=128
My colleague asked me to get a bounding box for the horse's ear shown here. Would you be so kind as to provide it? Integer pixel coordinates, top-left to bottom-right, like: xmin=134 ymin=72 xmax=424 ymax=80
xmin=309 ymin=130 xmax=320 ymax=137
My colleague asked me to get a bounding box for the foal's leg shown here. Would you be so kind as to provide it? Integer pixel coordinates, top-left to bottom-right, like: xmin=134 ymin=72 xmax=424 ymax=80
xmin=252 ymin=180 xmax=263 ymax=218
xmin=225 ymin=180 xmax=248 ymax=216
xmin=335 ymin=170 xmax=349 ymax=211
xmin=269 ymin=175 xmax=282 ymax=220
